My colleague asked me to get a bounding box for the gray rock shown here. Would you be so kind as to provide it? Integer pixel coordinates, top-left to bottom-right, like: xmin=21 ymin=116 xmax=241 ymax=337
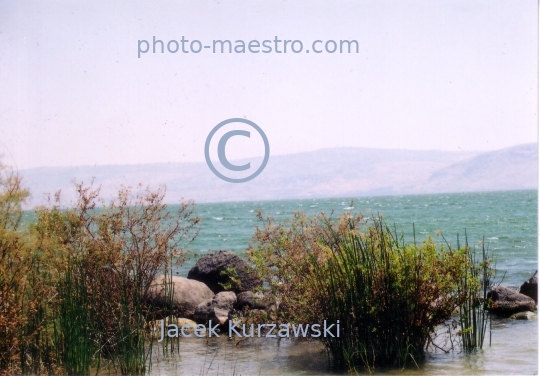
xmin=212 ymin=291 xmax=237 ymax=311
xmin=235 ymin=291 xmax=270 ymax=310
xmin=486 ymin=286 xmax=536 ymax=317
xmin=509 ymin=311 xmax=537 ymax=320
xmin=519 ymin=271 xmax=538 ymax=304
xmin=187 ymin=250 xmax=262 ymax=294
xmin=146 ymin=275 xmax=214 ymax=318
xmin=193 ymin=299 xmax=229 ymax=325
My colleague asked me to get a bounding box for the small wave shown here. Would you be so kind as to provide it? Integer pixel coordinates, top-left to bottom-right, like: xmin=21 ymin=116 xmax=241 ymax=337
xmin=343 ymin=206 xmax=354 ymax=211
xmin=214 ymin=217 xmax=223 ymax=221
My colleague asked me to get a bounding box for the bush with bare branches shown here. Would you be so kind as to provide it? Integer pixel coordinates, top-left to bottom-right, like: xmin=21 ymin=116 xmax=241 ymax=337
xmin=0 ymin=158 xmax=199 ymax=375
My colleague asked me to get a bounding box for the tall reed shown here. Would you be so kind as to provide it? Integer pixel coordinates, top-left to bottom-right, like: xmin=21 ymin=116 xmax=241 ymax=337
xmin=114 ymin=279 xmax=147 ymax=375
xmin=55 ymin=255 xmax=96 ymax=375
xmin=457 ymin=235 xmax=493 ymax=352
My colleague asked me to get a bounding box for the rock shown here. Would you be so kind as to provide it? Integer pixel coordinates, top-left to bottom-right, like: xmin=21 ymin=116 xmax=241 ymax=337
xmin=192 ymin=292 xmax=237 ymax=325
xmin=212 ymin=291 xmax=237 ymax=311
xmin=187 ymin=250 xmax=262 ymax=294
xmin=509 ymin=311 xmax=537 ymax=320
xmin=519 ymin=271 xmax=538 ymax=303
xmin=146 ymin=275 xmax=214 ymax=318
xmin=176 ymin=318 xmax=198 ymax=328
xmin=486 ymin=286 xmax=536 ymax=317
xmin=235 ymin=291 xmax=270 ymax=310
xmin=146 ymin=317 xmax=197 ymax=335
xmin=193 ymin=299 xmax=230 ymax=325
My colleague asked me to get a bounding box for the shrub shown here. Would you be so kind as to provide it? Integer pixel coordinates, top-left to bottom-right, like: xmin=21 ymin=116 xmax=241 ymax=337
xmin=0 ymin=157 xmax=199 ymax=375
xmin=248 ymin=212 xmax=473 ymax=371
xmin=38 ymin=182 xmax=199 ymax=374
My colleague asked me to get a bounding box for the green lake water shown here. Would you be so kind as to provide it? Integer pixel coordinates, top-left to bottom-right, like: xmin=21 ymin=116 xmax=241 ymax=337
xmin=185 ymin=190 xmax=537 ymax=288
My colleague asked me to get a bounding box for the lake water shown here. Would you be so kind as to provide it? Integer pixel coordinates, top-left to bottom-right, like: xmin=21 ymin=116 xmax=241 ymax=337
xmin=184 ymin=190 xmax=537 ymax=287
xmin=158 ymin=189 xmax=537 ymax=375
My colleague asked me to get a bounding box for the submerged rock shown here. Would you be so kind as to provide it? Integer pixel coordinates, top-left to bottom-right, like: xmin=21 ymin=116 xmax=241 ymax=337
xmin=519 ymin=271 xmax=538 ymax=304
xmin=187 ymin=250 xmax=262 ymax=294
xmin=509 ymin=311 xmax=537 ymax=321
xmin=486 ymin=286 xmax=536 ymax=317
xmin=146 ymin=275 xmax=214 ymax=318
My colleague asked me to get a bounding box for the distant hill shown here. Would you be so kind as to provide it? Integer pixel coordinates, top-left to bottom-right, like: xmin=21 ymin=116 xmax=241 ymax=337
xmin=422 ymin=143 xmax=537 ymax=193
xmin=20 ymin=144 xmax=537 ymax=207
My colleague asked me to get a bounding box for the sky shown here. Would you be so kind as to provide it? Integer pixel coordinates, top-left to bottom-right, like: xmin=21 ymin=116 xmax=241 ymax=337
xmin=0 ymin=0 xmax=537 ymax=170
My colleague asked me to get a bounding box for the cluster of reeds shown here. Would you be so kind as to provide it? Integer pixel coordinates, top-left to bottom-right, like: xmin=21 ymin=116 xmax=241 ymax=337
xmin=0 ymin=161 xmax=198 ymax=375
xmin=249 ymin=211 xmax=488 ymax=371
xmin=456 ymin=234 xmax=494 ymax=352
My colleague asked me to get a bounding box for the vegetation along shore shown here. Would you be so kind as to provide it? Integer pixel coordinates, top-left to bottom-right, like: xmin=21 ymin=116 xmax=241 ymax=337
xmin=0 ymin=160 xmax=536 ymax=375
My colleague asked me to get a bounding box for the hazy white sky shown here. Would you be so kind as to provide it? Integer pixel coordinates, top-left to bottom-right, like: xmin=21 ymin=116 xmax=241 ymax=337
xmin=0 ymin=0 xmax=537 ymax=169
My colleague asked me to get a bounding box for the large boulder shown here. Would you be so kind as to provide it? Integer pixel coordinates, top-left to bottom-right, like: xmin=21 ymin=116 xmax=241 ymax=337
xmin=486 ymin=286 xmax=536 ymax=317
xmin=519 ymin=271 xmax=538 ymax=303
xmin=187 ymin=251 xmax=262 ymax=294
xmin=146 ymin=275 xmax=214 ymax=318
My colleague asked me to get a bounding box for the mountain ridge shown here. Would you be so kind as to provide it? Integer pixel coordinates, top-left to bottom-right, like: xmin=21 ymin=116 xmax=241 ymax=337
xmin=20 ymin=144 xmax=537 ymax=207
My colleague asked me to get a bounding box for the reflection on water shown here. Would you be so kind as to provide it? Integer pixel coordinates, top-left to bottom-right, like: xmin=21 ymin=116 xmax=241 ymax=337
xmin=149 ymin=335 xmax=330 ymax=375
xmin=397 ymin=319 xmax=538 ymax=375
xmin=149 ymin=318 xmax=537 ymax=375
